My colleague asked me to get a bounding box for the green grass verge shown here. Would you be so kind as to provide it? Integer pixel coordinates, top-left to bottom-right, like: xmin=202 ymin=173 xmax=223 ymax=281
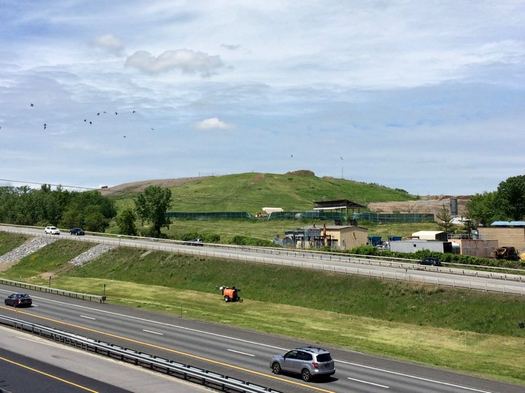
xmin=2 ymin=239 xmax=93 ymax=281
xmin=0 ymin=232 xmax=29 ymax=255
xmin=65 ymin=248 xmax=525 ymax=337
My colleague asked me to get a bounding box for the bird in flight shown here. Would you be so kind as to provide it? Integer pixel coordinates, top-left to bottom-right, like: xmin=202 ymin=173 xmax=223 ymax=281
xmin=115 ymin=111 xmax=118 ymax=115
xmin=132 ymin=110 xmax=136 ymax=114
xmin=30 ymin=103 xmax=34 ymax=107
xmin=97 ymin=112 xmax=100 ymax=116
xmin=43 ymin=123 xmax=47 ymax=130
xmin=89 ymin=121 xmax=93 ymax=125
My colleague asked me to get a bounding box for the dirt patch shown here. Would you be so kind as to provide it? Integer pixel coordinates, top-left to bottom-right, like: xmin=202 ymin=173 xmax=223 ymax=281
xmin=285 ymin=169 xmax=315 ymax=177
xmin=368 ymin=195 xmax=471 ymax=216
xmin=100 ymin=177 xmax=211 ymax=197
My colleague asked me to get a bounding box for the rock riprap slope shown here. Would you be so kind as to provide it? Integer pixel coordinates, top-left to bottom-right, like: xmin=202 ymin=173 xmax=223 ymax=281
xmin=0 ymin=236 xmax=59 ymax=271
xmin=69 ymin=243 xmax=117 ymax=267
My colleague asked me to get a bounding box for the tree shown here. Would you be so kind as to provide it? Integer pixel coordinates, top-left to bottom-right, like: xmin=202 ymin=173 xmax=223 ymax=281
xmin=134 ymin=186 xmax=172 ymax=237
xmin=466 ymin=192 xmax=501 ymax=226
xmin=497 ymin=175 xmax=525 ymax=220
xmin=116 ymin=208 xmax=137 ymax=235
xmin=435 ymin=204 xmax=454 ymax=233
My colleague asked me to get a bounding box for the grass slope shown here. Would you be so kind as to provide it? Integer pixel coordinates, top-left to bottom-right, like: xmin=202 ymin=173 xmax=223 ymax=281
xmin=112 ymin=171 xmax=416 ymax=213
xmin=0 ymin=232 xmax=29 ymax=255
xmin=67 ymin=248 xmax=525 ymax=337
xmin=3 ymin=239 xmax=93 ymax=281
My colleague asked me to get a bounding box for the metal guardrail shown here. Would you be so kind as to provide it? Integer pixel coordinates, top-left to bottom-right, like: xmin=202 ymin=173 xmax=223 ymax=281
xmin=0 ymin=278 xmax=105 ymax=303
xmin=0 ymin=315 xmax=281 ymax=393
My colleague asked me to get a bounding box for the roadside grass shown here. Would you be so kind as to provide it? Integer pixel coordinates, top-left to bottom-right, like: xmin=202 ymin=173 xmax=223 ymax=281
xmin=0 ymin=232 xmax=29 ymax=255
xmin=51 ymin=275 xmax=525 ymax=384
xmin=65 ymin=248 xmax=525 ymax=338
xmin=111 ymin=172 xmax=416 ymax=213
xmin=2 ymin=239 xmax=92 ymax=281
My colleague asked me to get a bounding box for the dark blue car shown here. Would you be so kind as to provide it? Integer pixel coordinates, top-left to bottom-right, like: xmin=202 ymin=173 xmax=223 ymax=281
xmin=69 ymin=227 xmax=85 ymax=236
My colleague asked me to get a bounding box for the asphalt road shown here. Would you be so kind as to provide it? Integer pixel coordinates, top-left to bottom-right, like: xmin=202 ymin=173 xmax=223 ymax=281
xmin=0 ymin=286 xmax=522 ymax=393
xmin=0 ymin=346 xmax=130 ymax=393
xmin=0 ymin=324 xmax=210 ymax=393
xmin=1 ymin=225 xmax=524 ymax=295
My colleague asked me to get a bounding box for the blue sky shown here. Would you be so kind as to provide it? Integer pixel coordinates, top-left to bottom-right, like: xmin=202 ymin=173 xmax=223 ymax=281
xmin=0 ymin=0 xmax=524 ymax=195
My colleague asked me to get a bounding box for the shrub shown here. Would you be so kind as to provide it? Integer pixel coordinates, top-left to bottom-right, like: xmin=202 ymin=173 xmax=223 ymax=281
xmin=230 ymin=235 xmax=273 ymax=247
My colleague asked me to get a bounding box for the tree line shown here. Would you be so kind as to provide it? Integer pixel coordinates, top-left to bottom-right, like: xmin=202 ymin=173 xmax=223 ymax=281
xmin=467 ymin=175 xmax=525 ymax=226
xmin=0 ymin=185 xmax=116 ymax=232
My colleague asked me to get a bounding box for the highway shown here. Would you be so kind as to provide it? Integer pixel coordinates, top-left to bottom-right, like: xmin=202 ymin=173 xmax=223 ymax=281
xmin=1 ymin=225 xmax=525 ymax=295
xmin=0 ymin=323 xmax=210 ymax=393
xmin=0 ymin=286 xmax=522 ymax=393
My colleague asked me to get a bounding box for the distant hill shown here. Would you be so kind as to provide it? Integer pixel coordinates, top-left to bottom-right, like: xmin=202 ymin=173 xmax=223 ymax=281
xmin=105 ymin=171 xmax=417 ymax=213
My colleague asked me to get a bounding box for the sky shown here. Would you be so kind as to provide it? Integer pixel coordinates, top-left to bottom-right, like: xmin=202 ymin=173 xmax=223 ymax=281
xmin=0 ymin=0 xmax=524 ymax=195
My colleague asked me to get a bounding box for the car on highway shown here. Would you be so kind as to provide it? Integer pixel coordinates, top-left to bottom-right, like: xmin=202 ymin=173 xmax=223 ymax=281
xmin=419 ymin=256 xmax=442 ymax=266
xmin=69 ymin=227 xmax=85 ymax=236
xmin=270 ymin=346 xmax=335 ymax=382
xmin=44 ymin=226 xmax=60 ymax=235
xmin=4 ymin=293 xmax=32 ymax=308
xmin=184 ymin=238 xmax=204 ymax=246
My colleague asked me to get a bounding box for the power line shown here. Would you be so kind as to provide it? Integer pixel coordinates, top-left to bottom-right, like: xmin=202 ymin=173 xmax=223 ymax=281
xmin=0 ymin=178 xmax=96 ymax=190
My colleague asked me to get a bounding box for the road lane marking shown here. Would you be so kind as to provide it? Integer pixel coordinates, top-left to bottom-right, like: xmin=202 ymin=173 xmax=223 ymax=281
xmin=0 ymin=354 xmax=99 ymax=393
xmin=339 ymin=361 xmax=493 ymax=393
xmin=80 ymin=315 xmax=96 ymax=320
xmin=0 ymin=291 xmax=290 ymax=351
xmin=227 ymin=349 xmax=255 ymax=357
xmin=143 ymin=329 xmax=163 ymax=336
xmin=0 ymin=288 xmax=497 ymax=392
xmin=1 ymin=306 xmax=335 ymax=393
xmin=347 ymin=377 xmax=389 ymax=389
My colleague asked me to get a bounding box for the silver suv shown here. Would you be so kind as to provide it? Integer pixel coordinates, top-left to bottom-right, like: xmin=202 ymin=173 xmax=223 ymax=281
xmin=270 ymin=347 xmax=335 ymax=382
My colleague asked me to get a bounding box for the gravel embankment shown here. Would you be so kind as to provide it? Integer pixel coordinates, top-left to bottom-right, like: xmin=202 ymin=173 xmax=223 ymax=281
xmin=0 ymin=236 xmax=59 ymax=271
xmin=69 ymin=243 xmax=117 ymax=266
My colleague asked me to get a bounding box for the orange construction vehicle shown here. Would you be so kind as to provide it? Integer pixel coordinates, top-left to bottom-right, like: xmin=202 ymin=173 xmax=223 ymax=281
xmin=219 ymin=286 xmax=242 ymax=302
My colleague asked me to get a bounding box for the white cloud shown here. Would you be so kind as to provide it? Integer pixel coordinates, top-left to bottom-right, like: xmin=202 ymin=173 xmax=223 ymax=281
xmin=125 ymin=49 xmax=224 ymax=77
xmin=195 ymin=117 xmax=231 ymax=130
xmin=94 ymin=34 xmax=125 ymax=55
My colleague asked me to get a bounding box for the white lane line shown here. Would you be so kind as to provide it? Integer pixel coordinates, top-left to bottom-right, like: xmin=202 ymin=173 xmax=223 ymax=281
xmin=79 ymin=315 xmax=96 ymax=320
xmin=0 ymin=290 xmax=289 ymax=351
xmin=227 ymin=349 xmax=255 ymax=357
xmin=347 ymin=377 xmax=389 ymax=389
xmin=339 ymin=361 xmax=493 ymax=393
xmin=143 ymin=329 xmax=163 ymax=336
xmin=0 ymin=288 xmax=495 ymax=393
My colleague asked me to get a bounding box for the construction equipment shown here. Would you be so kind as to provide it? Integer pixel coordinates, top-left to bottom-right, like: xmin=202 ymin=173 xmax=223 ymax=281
xmin=493 ymin=246 xmax=520 ymax=261
xmin=219 ymin=286 xmax=242 ymax=302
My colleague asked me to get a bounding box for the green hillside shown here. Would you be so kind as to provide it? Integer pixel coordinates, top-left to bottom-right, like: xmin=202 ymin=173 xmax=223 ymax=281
xmin=111 ymin=170 xmax=416 ymax=212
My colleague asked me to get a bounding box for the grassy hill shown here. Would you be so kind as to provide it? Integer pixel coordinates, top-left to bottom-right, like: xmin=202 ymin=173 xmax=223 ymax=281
xmin=108 ymin=170 xmax=416 ymax=212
